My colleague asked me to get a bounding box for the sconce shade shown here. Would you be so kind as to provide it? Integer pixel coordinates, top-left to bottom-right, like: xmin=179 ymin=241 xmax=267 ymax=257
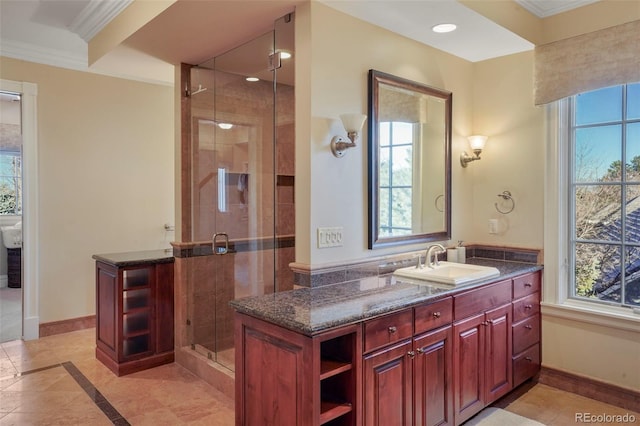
xmin=340 ymin=113 xmax=367 ymax=133
xmin=467 ymin=135 xmax=488 ymax=151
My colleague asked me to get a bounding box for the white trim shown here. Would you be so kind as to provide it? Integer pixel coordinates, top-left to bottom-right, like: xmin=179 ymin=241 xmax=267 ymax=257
xmin=0 ymin=40 xmax=173 ymax=87
xmin=515 ymin=0 xmax=600 ymax=18
xmin=544 ymin=93 xmax=640 ymax=333
xmin=541 ymin=301 xmax=640 ymax=333
xmin=1 ymin=79 xmax=39 ymax=340
xmin=68 ymin=0 xmax=133 ymax=42
xmin=0 ymin=40 xmax=87 ymax=71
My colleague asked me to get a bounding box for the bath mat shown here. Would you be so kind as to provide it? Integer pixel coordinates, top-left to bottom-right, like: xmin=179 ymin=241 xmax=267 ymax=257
xmin=465 ymin=407 xmax=546 ymax=426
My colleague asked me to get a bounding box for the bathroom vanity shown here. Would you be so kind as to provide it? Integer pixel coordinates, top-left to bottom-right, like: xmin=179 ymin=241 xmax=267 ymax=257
xmin=230 ymin=259 xmax=541 ymax=426
xmin=93 ymin=250 xmax=175 ymax=376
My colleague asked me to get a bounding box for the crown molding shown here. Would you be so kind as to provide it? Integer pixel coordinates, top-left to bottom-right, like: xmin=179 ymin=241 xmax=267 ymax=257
xmin=0 ymin=39 xmax=173 ymax=87
xmin=0 ymin=39 xmax=87 ymax=71
xmin=68 ymin=0 xmax=133 ymax=42
xmin=515 ymin=0 xmax=600 ymax=18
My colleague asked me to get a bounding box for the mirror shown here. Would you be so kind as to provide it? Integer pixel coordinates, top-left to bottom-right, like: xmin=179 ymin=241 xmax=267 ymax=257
xmin=367 ymin=69 xmax=451 ymax=249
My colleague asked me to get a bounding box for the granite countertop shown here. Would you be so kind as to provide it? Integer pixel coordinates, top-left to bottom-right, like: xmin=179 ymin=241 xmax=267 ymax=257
xmin=230 ymin=258 xmax=542 ymax=336
xmin=92 ymin=249 xmax=174 ymax=267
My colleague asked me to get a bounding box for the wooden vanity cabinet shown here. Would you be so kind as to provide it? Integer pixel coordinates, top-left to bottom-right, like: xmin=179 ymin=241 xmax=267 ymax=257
xmin=363 ymin=297 xmax=454 ymax=426
xmin=234 ymin=268 xmax=541 ymax=426
xmin=512 ymin=271 xmax=542 ymax=387
xmin=452 ymin=280 xmax=513 ymax=425
xmin=95 ymin=258 xmax=174 ymax=376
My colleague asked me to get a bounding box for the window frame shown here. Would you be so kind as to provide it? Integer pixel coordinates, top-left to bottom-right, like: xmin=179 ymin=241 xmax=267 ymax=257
xmin=542 ymin=87 xmax=640 ymax=331
xmin=568 ymin=83 xmax=640 ymax=309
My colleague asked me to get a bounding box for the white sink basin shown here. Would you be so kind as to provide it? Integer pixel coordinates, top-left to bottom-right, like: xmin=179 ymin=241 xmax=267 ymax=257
xmin=393 ymin=261 xmax=500 ymax=286
xmin=1 ymin=226 xmax=22 ymax=249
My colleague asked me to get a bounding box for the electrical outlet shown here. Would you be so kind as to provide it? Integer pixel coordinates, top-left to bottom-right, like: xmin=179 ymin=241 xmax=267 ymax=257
xmin=318 ymin=227 xmax=344 ymax=248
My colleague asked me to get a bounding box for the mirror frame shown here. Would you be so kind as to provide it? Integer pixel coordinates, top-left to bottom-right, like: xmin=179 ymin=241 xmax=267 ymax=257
xmin=367 ymin=69 xmax=452 ymax=249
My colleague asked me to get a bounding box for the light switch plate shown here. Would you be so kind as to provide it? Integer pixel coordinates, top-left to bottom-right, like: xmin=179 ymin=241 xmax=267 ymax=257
xmin=318 ymin=227 xmax=343 ymax=248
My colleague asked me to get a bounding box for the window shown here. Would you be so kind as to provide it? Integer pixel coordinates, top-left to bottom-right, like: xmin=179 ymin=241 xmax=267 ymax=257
xmin=378 ymin=121 xmax=415 ymax=237
xmin=570 ymin=82 xmax=640 ymax=308
xmin=0 ymin=91 xmax=22 ymax=215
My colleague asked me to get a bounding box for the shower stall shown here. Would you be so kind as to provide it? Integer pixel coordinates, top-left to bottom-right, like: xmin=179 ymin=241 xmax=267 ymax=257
xmin=179 ymin=14 xmax=295 ymax=373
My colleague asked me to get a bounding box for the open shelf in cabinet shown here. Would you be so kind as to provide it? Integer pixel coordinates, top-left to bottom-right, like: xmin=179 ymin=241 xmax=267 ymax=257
xmin=319 ymin=329 xmax=359 ymax=425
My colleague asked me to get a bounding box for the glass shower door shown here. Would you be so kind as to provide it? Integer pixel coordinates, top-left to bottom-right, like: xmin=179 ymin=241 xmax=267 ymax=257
xmin=190 ymin=31 xmax=278 ymax=371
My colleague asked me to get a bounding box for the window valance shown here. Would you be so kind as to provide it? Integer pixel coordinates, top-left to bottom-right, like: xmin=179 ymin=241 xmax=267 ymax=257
xmin=534 ymin=20 xmax=640 ymax=105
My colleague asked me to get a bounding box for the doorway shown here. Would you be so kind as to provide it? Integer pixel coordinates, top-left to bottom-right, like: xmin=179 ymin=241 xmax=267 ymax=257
xmin=0 ymin=90 xmax=23 ymax=342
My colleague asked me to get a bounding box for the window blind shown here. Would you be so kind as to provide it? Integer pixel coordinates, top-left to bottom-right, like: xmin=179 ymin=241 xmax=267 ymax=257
xmin=534 ymin=20 xmax=640 ymax=106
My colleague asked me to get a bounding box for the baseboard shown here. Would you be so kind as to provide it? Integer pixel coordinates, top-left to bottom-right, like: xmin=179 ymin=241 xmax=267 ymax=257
xmin=539 ymin=366 xmax=640 ymax=412
xmin=0 ymin=275 xmax=7 ymax=288
xmin=39 ymin=315 xmax=95 ymax=337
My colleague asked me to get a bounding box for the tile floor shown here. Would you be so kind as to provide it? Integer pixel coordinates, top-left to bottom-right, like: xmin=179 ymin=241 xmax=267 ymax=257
xmin=0 ymin=328 xmax=637 ymax=425
xmin=0 ymin=287 xmax=21 ymax=342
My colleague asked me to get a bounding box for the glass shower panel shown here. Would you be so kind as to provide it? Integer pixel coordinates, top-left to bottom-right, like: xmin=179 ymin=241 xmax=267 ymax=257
xmin=190 ymin=31 xmax=277 ymax=371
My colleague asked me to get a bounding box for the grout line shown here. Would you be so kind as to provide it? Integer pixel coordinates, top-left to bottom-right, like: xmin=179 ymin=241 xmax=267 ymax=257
xmin=61 ymin=361 xmax=131 ymax=426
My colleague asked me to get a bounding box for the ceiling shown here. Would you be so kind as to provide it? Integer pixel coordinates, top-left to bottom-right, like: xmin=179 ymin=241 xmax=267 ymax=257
xmin=0 ymin=0 xmax=600 ymax=86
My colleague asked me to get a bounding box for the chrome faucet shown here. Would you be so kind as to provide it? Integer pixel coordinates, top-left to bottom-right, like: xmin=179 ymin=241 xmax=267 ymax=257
xmin=425 ymin=244 xmax=446 ymax=269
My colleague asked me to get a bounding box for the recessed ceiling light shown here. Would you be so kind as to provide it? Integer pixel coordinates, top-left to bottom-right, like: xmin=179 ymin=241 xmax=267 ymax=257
xmin=432 ymin=23 xmax=457 ymax=33
xmin=246 ymin=77 xmax=259 ymax=82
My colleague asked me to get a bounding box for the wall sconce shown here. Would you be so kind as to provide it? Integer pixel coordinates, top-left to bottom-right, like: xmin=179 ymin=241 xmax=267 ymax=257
xmin=331 ymin=113 xmax=367 ymax=158
xmin=460 ymin=135 xmax=488 ymax=167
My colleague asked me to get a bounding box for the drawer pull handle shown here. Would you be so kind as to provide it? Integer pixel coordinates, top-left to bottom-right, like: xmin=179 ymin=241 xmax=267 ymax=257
xmin=407 ymin=351 xmax=415 ymax=358
xmin=388 ymin=326 xmax=397 ymax=334
xmin=524 ymin=304 xmax=533 ymax=309
xmin=433 ymin=312 xmax=441 ymax=318
xmin=525 ymin=357 xmax=533 ymax=362
xmin=416 ymin=347 xmax=426 ymax=354
xmin=525 ymin=325 xmax=533 ymax=330
xmin=524 ymin=282 xmax=532 ymax=287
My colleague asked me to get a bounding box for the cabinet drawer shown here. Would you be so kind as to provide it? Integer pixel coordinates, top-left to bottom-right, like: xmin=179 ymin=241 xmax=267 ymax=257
xmin=513 ymin=343 xmax=540 ymax=387
xmin=512 ymin=292 xmax=540 ymax=323
xmin=454 ymin=279 xmax=511 ymax=320
xmin=414 ymin=297 xmax=452 ymax=334
xmin=512 ymin=313 xmax=540 ymax=354
xmin=513 ymin=271 xmax=541 ymax=299
xmin=363 ymin=309 xmax=413 ymax=353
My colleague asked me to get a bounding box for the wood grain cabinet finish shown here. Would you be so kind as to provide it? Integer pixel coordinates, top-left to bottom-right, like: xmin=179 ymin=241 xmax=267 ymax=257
xmin=234 ymin=269 xmax=541 ymax=426
xmin=235 ymin=312 xmax=361 ymax=426
xmin=95 ymin=260 xmax=174 ymax=376
xmin=453 ymin=283 xmax=515 ymax=425
xmin=363 ymin=297 xmax=454 ymax=426
xmin=511 ymin=271 xmax=542 ymax=388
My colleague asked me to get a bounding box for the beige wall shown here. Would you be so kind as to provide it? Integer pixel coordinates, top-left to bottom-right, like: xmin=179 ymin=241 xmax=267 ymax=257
xmin=0 ymin=57 xmax=174 ymax=323
xmin=297 ymin=2 xmax=475 ymax=265
xmin=469 ymin=51 xmax=545 ymax=247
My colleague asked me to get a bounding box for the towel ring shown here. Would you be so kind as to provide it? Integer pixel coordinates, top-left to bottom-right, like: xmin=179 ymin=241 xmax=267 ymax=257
xmin=435 ymin=194 xmax=444 ymax=212
xmin=495 ymin=191 xmax=515 ymax=214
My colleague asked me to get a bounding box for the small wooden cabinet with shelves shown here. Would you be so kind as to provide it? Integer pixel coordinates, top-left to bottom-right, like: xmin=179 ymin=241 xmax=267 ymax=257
xmin=235 ymin=313 xmax=361 ymax=426
xmin=93 ymin=250 xmax=175 ymax=376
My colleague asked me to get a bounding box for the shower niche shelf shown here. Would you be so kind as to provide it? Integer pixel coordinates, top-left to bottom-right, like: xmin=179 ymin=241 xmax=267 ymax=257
xmin=93 ymin=250 xmax=175 ymax=376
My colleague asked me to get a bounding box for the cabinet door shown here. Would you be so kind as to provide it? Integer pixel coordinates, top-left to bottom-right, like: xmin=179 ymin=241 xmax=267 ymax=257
xmin=484 ymin=304 xmax=512 ymax=404
xmin=237 ymin=316 xmax=310 ymax=426
xmin=453 ymin=313 xmax=485 ymax=425
xmin=363 ymin=340 xmax=414 ymax=426
xmin=414 ymin=326 xmax=453 ymax=426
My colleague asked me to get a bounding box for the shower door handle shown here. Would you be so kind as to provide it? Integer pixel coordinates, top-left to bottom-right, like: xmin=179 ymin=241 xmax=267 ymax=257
xmin=213 ymin=232 xmax=229 ymax=255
